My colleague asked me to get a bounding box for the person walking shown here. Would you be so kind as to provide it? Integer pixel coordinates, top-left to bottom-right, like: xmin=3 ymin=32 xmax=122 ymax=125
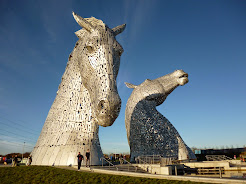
xmin=14 ymin=155 xmax=18 ymax=167
xmin=26 ymin=156 xmax=30 ymax=166
xmin=12 ymin=155 xmax=14 ymax=167
xmin=26 ymin=155 xmax=32 ymax=166
xmin=119 ymin=154 xmax=123 ymax=165
xmin=86 ymin=149 xmax=90 ymax=167
xmin=77 ymin=152 xmax=83 ymax=171
xmin=29 ymin=155 xmax=32 ymax=165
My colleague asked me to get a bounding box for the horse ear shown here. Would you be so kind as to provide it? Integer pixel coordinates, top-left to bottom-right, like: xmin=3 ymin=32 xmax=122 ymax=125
xmin=125 ymin=82 xmax=137 ymax=89
xmin=112 ymin=24 xmax=126 ymax=36
xmin=72 ymin=12 xmax=95 ymax=33
xmin=75 ymin=30 xmax=84 ymax=38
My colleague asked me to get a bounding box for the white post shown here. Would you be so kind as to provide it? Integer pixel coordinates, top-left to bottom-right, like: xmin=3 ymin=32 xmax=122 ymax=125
xmin=219 ymin=167 xmax=222 ymax=178
xmin=114 ymin=148 xmax=117 ymax=161
xmin=175 ymin=166 xmax=178 ymax=176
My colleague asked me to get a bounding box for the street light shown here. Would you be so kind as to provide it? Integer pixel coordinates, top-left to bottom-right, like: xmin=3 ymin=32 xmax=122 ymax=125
xmin=22 ymin=142 xmax=25 ymax=163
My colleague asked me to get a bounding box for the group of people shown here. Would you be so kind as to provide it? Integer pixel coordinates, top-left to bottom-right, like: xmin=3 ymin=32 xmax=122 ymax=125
xmin=77 ymin=149 xmax=90 ymax=171
xmin=11 ymin=155 xmax=32 ymax=167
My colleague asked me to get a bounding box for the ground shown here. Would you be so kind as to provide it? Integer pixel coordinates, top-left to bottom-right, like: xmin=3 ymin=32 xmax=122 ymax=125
xmin=0 ymin=166 xmax=208 ymax=184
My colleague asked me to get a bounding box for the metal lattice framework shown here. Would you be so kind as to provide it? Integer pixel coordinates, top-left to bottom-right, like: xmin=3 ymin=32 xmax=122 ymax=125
xmin=31 ymin=12 xmax=125 ymax=166
xmin=125 ymin=70 xmax=196 ymax=161
xmin=205 ymin=155 xmax=232 ymax=161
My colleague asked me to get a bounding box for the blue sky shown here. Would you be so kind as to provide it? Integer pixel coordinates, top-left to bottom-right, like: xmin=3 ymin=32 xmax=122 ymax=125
xmin=0 ymin=0 xmax=245 ymax=155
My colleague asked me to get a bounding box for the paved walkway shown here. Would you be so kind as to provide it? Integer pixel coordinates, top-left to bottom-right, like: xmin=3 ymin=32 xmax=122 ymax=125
xmin=56 ymin=166 xmax=246 ymax=184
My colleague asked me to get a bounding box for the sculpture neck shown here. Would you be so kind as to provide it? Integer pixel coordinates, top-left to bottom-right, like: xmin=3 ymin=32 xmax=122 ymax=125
xmin=54 ymin=49 xmax=95 ymax=125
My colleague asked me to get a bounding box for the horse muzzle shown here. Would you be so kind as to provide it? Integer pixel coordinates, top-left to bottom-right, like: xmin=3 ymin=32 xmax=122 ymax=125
xmin=96 ymin=95 xmax=121 ymax=127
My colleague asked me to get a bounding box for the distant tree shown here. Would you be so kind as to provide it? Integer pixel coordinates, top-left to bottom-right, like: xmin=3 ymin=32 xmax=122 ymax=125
xmin=103 ymin=154 xmax=109 ymax=159
xmin=23 ymin=152 xmax=31 ymax=158
xmin=5 ymin=153 xmax=22 ymax=158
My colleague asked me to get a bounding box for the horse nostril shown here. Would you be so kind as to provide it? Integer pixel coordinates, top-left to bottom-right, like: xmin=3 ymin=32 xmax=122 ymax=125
xmin=98 ymin=100 xmax=105 ymax=110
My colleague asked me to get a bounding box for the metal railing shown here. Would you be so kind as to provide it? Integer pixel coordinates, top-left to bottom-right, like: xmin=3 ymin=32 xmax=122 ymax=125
xmin=100 ymin=157 xmax=118 ymax=171
xmin=197 ymin=167 xmax=224 ymax=178
xmin=205 ymin=155 xmax=233 ymax=161
xmin=121 ymin=158 xmax=138 ymax=172
xmin=137 ymin=155 xmax=161 ymax=164
xmin=136 ymin=156 xmax=153 ymax=173
xmin=136 ymin=155 xmax=181 ymax=173
xmin=160 ymin=157 xmax=176 ymax=166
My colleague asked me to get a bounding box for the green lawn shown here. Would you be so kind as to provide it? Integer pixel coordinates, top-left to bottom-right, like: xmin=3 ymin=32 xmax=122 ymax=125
xmin=0 ymin=166 xmax=208 ymax=184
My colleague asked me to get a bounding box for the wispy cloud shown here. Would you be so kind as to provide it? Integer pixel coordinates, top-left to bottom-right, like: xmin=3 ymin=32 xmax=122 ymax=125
xmin=38 ymin=1 xmax=73 ymax=43
xmin=0 ymin=135 xmax=35 ymax=155
xmin=117 ymin=69 xmax=132 ymax=91
xmin=123 ymin=0 xmax=159 ymax=43
xmin=0 ymin=135 xmax=35 ymax=146
xmin=116 ymin=0 xmax=160 ymax=89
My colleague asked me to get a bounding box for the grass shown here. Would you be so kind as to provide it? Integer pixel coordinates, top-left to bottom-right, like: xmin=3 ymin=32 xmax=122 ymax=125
xmin=0 ymin=166 xmax=209 ymax=184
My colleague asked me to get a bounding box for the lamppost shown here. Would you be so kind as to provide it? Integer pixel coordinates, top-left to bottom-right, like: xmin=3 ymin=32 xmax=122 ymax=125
xmin=114 ymin=148 xmax=117 ymax=161
xmin=22 ymin=142 xmax=25 ymax=163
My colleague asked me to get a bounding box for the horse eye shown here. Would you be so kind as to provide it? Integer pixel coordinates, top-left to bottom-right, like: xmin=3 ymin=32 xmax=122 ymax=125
xmin=86 ymin=46 xmax=94 ymax=53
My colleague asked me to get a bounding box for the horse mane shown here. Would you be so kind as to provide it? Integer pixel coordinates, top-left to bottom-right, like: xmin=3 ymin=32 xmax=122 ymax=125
xmin=85 ymin=17 xmax=105 ymax=28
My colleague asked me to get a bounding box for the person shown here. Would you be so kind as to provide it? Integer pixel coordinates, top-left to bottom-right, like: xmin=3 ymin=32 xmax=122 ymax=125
xmin=3 ymin=157 xmax=7 ymax=165
xmin=26 ymin=157 xmax=30 ymax=166
xmin=14 ymin=155 xmax=18 ymax=167
xmin=29 ymin=155 xmax=32 ymax=165
xmin=119 ymin=154 xmax=123 ymax=165
xmin=12 ymin=155 xmax=14 ymax=167
xmin=26 ymin=155 xmax=32 ymax=166
xmin=77 ymin=152 xmax=83 ymax=171
xmin=86 ymin=149 xmax=90 ymax=167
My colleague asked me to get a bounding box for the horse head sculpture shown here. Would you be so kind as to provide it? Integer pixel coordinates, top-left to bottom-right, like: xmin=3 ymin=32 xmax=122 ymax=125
xmin=125 ymin=70 xmax=196 ymax=161
xmin=125 ymin=70 xmax=188 ymax=107
xmin=31 ymin=13 xmax=126 ymax=166
xmin=72 ymin=12 xmax=125 ymax=127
